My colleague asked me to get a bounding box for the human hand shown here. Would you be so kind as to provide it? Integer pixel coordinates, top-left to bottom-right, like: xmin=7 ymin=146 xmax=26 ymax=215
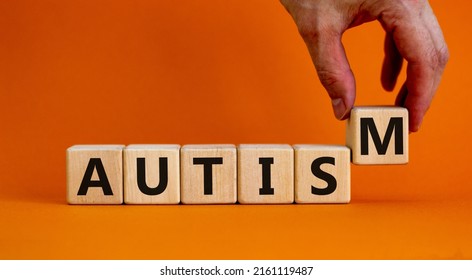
xmin=280 ymin=0 xmax=448 ymax=132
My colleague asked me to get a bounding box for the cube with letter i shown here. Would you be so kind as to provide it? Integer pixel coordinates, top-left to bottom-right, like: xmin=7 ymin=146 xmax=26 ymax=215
xmin=238 ymin=144 xmax=294 ymax=204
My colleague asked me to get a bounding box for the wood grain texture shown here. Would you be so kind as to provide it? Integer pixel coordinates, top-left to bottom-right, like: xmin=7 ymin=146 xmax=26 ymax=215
xmin=346 ymin=106 xmax=409 ymax=165
xmin=124 ymin=144 xmax=180 ymax=204
xmin=294 ymin=144 xmax=350 ymax=204
xmin=238 ymin=144 xmax=294 ymax=204
xmin=66 ymin=145 xmax=124 ymax=204
xmin=181 ymin=144 xmax=237 ymax=204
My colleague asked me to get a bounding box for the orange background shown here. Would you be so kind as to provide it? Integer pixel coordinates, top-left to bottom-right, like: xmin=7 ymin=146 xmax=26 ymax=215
xmin=1 ymin=0 xmax=471 ymax=259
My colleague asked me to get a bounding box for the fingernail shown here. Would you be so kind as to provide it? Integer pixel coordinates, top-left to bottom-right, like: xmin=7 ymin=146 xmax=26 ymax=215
xmin=332 ymin=98 xmax=347 ymax=120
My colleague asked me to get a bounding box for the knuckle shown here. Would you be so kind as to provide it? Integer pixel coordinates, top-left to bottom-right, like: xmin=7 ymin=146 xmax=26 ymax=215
xmin=427 ymin=45 xmax=449 ymax=70
xmin=316 ymin=69 xmax=343 ymax=88
xmin=298 ymin=21 xmax=341 ymax=46
xmin=297 ymin=21 xmax=322 ymax=42
xmin=295 ymin=11 xmax=339 ymax=43
xmin=437 ymin=45 xmax=450 ymax=67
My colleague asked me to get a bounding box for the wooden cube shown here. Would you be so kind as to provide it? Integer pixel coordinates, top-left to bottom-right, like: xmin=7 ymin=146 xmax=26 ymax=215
xmin=346 ymin=106 xmax=408 ymax=165
xmin=180 ymin=144 xmax=237 ymax=204
xmin=238 ymin=144 xmax=294 ymax=204
xmin=66 ymin=145 xmax=124 ymax=204
xmin=124 ymin=144 xmax=180 ymax=204
xmin=294 ymin=145 xmax=350 ymax=203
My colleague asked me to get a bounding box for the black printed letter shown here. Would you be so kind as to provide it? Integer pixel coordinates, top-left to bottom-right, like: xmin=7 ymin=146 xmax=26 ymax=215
xmin=311 ymin=157 xmax=337 ymax=195
xmin=193 ymin=157 xmax=223 ymax=195
xmin=77 ymin=158 xmax=113 ymax=196
xmin=137 ymin=157 xmax=168 ymax=195
xmin=360 ymin=117 xmax=403 ymax=155
xmin=259 ymin=158 xmax=275 ymax=195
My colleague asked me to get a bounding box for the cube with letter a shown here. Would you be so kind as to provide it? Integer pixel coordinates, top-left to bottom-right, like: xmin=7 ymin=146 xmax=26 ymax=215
xmin=66 ymin=145 xmax=124 ymax=204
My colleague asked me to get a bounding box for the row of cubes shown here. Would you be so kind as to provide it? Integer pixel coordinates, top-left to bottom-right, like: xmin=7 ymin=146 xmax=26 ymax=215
xmin=67 ymin=106 xmax=409 ymax=205
xmin=67 ymin=144 xmax=350 ymax=204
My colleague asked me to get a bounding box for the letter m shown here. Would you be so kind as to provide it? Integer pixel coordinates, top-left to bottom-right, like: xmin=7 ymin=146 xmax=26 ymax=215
xmin=360 ymin=117 xmax=403 ymax=155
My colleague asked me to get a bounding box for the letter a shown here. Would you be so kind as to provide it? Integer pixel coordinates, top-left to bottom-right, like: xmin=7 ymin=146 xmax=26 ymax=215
xmin=77 ymin=158 xmax=113 ymax=195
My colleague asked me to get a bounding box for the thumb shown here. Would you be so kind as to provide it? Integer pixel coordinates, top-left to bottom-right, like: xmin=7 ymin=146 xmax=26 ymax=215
xmin=301 ymin=28 xmax=356 ymax=120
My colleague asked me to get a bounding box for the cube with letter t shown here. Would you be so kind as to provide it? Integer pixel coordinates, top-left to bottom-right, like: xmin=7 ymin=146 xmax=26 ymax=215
xmin=180 ymin=144 xmax=237 ymax=204
xmin=346 ymin=106 xmax=408 ymax=165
